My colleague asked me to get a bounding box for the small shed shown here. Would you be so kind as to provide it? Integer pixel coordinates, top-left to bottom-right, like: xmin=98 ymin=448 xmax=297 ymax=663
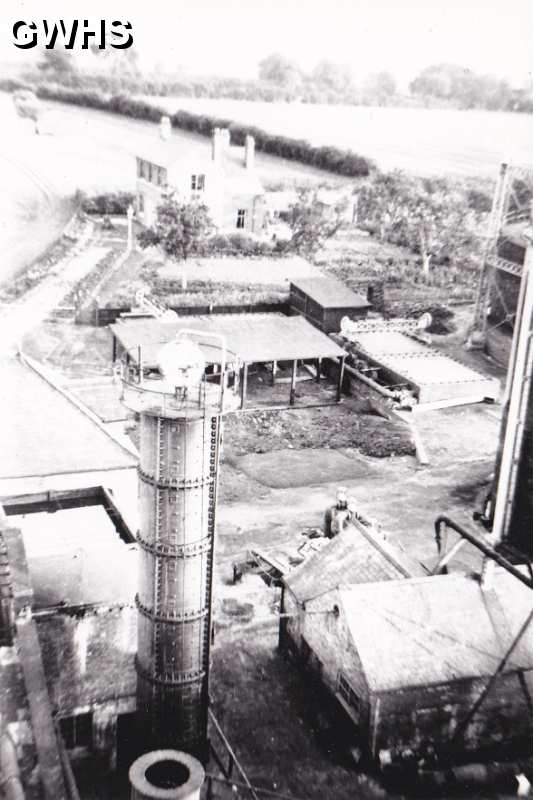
xmin=282 ymin=564 xmax=533 ymax=764
xmin=290 ymin=277 xmax=370 ymax=333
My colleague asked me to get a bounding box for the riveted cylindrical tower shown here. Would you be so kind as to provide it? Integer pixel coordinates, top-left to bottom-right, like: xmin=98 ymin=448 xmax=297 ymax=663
xmin=121 ymin=332 xmax=239 ymax=760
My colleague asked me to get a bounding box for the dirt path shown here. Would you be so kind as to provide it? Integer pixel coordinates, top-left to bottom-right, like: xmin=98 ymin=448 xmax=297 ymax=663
xmin=0 ymin=224 xmax=107 ymax=355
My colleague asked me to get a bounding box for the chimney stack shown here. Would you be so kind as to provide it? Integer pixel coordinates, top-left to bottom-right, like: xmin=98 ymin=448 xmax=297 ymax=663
xmin=160 ymin=116 xmax=171 ymax=141
xmin=211 ymin=127 xmax=230 ymax=164
xmin=245 ymin=135 xmax=255 ymax=170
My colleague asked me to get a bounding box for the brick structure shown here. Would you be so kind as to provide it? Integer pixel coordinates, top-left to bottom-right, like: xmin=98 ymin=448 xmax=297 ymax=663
xmin=281 ymin=558 xmax=533 ymax=765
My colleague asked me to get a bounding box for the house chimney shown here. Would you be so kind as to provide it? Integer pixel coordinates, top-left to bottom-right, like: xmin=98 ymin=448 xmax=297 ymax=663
xmin=212 ymin=128 xmax=230 ymax=164
xmin=245 ymin=135 xmax=255 ymax=170
xmin=160 ymin=116 xmax=171 ymax=141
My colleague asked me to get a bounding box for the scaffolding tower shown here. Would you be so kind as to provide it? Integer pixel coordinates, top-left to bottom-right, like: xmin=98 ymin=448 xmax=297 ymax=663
xmin=471 ymin=161 xmax=533 ymax=347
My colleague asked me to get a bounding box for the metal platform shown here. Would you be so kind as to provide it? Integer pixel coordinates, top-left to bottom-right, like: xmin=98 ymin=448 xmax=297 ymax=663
xmin=341 ymin=329 xmax=500 ymax=406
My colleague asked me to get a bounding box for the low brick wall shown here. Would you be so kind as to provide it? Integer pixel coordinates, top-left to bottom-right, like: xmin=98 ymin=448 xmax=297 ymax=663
xmin=93 ymin=301 xmax=291 ymax=327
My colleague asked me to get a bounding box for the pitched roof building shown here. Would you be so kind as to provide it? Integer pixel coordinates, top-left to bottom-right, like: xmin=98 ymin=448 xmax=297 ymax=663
xmin=281 ymin=539 xmax=533 ymax=766
xmin=135 ymin=122 xmax=266 ymax=234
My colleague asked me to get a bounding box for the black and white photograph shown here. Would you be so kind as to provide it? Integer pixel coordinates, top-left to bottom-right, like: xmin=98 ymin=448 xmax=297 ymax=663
xmin=0 ymin=1 xmax=533 ymax=798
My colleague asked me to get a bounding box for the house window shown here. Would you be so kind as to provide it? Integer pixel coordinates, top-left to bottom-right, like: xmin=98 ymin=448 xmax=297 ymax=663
xmin=338 ymin=673 xmax=360 ymax=714
xmin=236 ymin=209 xmax=247 ymax=229
xmin=156 ymin=167 xmax=167 ymax=187
xmin=136 ymin=158 xmax=143 ymax=179
xmin=59 ymin=712 xmax=93 ymax=750
xmin=137 ymin=194 xmax=144 ymax=213
xmin=191 ymin=174 xmax=205 ymax=191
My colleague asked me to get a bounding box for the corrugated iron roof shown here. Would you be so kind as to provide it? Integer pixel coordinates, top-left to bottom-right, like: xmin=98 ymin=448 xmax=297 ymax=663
xmin=291 ymin=277 xmax=370 ymax=309
xmin=339 ymin=569 xmax=533 ymax=691
xmin=111 ymin=313 xmax=346 ymax=366
xmin=0 ymin=357 xmax=136 ymax=480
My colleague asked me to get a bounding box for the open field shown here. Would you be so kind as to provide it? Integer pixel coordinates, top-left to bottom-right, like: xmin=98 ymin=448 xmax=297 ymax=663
xmin=0 ymin=89 xmax=353 ymax=285
xmin=146 ymin=96 xmax=533 ymax=179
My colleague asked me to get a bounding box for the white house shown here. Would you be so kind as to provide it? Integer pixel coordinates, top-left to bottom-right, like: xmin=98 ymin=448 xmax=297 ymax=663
xmin=135 ymin=120 xmax=267 ymax=234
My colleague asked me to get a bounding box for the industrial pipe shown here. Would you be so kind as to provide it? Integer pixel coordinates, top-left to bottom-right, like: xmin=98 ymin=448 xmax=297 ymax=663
xmin=434 ymin=515 xmax=533 ymax=591
xmin=344 ymin=363 xmax=400 ymax=401
xmin=129 ymin=750 xmax=204 ymax=800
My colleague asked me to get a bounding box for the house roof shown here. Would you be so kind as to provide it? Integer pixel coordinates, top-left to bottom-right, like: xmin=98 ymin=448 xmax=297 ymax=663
xmin=285 ymin=523 xmax=424 ymax=601
xmin=339 ymin=570 xmax=533 ymax=692
xmin=135 ymin=137 xmax=264 ymax=196
xmin=111 ymin=313 xmax=346 ymax=367
xmin=291 ymin=277 xmax=370 ymax=309
xmin=0 ymin=357 xmax=137 ymax=480
xmin=136 ymin=137 xmax=216 ymax=170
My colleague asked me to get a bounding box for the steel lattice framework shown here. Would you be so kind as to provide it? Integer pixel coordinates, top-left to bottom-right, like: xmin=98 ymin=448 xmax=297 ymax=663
xmin=471 ymin=162 xmax=533 ymax=345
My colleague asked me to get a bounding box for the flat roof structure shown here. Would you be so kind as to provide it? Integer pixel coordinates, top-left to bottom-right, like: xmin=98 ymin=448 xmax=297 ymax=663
xmin=291 ymin=277 xmax=370 ymax=310
xmin=12 ymin=505 xmax=137 ymax=609
xmin=112 ymin=312 xmax=347 ymax=407
xmin=0 ymin=357 xmax=137 ymax=480
xmin=111 ymin=313 xmax=345 ymax=366
xmin=341 ymin=328 xmax=499 ymax=406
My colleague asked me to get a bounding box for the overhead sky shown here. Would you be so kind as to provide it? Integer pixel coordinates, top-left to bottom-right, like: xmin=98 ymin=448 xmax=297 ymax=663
xmin=1 ymin=0 xmax=532 ymax=88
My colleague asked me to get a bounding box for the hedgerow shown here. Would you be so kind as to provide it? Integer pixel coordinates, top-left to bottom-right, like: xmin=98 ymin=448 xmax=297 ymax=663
xmin=1 ymin=79 xmax=374 ymax=178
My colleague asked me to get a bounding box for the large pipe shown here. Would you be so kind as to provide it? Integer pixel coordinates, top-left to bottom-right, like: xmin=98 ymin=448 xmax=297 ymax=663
xmin=434 ymin=515 xmax=533 ymax=591
xmin=130 ymin=750 xmax=204 ymax=800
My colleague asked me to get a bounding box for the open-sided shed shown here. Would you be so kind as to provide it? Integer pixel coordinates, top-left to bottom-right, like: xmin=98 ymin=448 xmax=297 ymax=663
xmin=111 ymin=312 xmax=347 ymax=407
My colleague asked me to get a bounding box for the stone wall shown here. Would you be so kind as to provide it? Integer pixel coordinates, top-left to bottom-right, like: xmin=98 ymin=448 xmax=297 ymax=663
xmin=281 ymin=588 xmax=370 ymax=735
xmin=371 ymin=669 xmax=533 ymax=761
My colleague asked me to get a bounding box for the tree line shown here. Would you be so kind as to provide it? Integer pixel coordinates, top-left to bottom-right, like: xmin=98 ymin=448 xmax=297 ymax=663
xmin=12 ymin=47 xmax=533 ymax=112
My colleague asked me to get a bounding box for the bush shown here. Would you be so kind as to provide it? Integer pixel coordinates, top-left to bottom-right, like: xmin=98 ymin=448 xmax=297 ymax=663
xmin=198 ymin=233 xmax=275 ymax=257
xmin=80 ymin=191 xmax=135 ymax=215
